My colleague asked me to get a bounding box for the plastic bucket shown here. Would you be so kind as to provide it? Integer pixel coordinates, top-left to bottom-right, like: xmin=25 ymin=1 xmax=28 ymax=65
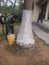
xmin=7 ymin=34 xmax=15 ymax=45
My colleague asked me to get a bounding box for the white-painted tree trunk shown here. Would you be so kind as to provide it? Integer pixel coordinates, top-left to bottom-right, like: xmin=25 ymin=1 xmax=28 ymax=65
xmin=16 ymin=10 xmax=35 ymax=47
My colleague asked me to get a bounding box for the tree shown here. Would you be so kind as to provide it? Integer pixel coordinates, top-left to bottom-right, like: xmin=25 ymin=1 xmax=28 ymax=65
xmin=2 ymin=0 xmax=4 ymax=5
xmin=17 ymin=0 xmax=35 ymax=47
xmin=16 ymin=0 xmax=24 ymax=23
xmin=0 ymin=0 xmax=1 ymax=7
xmin=5 ymin=0 xmax=9 ymax=6
xmin=13 ymin=0 xmax=17 ymax=14
xmin=5 ymin=0 xmax=13 ymax=6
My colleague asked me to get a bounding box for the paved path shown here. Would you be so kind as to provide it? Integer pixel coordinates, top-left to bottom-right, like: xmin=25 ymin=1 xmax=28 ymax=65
xmin=32 ymin=25 xmax=49 ymax=44
xmin=37 ymin=20 xmax=49 ymax=29
xmin=43 ymin=21 xmax=49 ymax=29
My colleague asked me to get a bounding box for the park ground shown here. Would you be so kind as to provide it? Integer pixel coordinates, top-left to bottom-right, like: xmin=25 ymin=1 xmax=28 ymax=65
xmin=0 ymin=24 xmax=49 ymax=65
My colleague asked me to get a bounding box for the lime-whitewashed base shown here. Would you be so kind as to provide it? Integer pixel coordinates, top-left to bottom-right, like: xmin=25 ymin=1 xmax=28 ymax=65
xmin=16 ymin=10 xmax=35 ymax=47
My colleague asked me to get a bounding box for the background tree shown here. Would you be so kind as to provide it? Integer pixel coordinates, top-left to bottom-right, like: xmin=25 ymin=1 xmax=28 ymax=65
xmin=16 ymin=0 xmax=24 ymax=23
xmin=0 ymin=0 xmax=24 ymax=23
xmin=13 ymin=0 xmax=17 ymax=14
xmin=0 ymin=0 xmax=1 ymax=12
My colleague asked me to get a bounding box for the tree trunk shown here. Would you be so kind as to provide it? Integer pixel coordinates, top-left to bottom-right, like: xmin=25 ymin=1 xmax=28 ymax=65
xmin=16 ymin=0 xmax=35 ymax=47
xmin=24 ymin=0 xmax=32 ymax=10
xmin=0 ymin=0 xmax=1 ymax=12
xmin=13 ymin=0 xmax=17 ymax=14
xmin=2 ymin=0 xmax=4 ymax=5
xmin=0 ymin=0 xmax=1 ymax=7
xmin=5 ymin=0 xmax=8 ymax=6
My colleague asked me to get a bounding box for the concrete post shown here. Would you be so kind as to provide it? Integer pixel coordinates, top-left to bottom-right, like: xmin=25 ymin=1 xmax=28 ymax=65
xmin=32 ymin=3 xmax=41 ymax=22
xmin=45 ymin=1 xmax=49 ymax=20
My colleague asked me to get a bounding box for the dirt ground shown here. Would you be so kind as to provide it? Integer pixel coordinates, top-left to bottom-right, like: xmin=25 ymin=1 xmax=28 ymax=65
xmin=0 ymin=25 xmax=49 ymax=65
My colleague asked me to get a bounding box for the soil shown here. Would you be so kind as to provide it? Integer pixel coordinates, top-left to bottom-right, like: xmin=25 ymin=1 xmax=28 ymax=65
xmin=0 ymin=33 xmax=49 ymax=65
xmin=0 ymin=25 xmax=49 ymax=65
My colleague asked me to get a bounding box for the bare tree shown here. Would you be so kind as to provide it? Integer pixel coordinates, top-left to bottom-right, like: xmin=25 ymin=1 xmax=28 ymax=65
xmin=13 ymin=0 xmax=17 ymax=14
xmin=5 ymin=0 xmax=13 ymax=6
xmin=9 ymin=0 xmax=13 ymax=5
xmin=0 ymin=0 xmax=1 ymax=7
xmin=5 ymin=0 xmax=8 ymax=6
xmin=2 ymin=0 xmax=4 ymax=5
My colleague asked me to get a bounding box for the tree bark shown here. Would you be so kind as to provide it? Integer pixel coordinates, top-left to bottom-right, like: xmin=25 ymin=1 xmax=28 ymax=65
xmin=24 ymin=0 xmax=32 ymax=10
xmin=16 ymin=0 xmax=35 ymax=47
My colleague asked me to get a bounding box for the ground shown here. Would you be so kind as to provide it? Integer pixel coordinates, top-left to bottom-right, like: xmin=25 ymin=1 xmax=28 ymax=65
xmin=0 ymin=24 xmax=49 ymax=65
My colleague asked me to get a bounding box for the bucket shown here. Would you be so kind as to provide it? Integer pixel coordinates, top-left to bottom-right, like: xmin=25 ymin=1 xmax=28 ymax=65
xmin=7 ymin=34 xmax=15 ymax=45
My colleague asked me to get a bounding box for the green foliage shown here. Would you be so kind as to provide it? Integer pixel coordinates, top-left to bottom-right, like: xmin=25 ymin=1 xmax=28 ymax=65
xmin=16 ymin=0 xmax=24 ymax=23
xmin=0 ymin=0 xmax=24 ymax=23
xmin=0 ymin=6 xmax=14 ymax=16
